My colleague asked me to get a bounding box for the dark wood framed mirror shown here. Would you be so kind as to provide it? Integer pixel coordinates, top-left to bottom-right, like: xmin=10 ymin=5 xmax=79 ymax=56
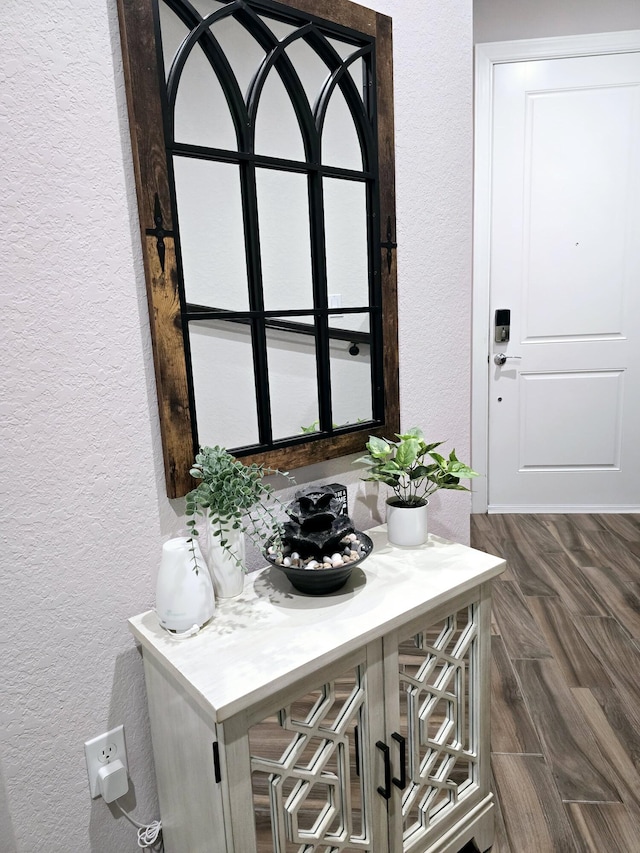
xmin=118 ymin=0 xmax=398 ymax=497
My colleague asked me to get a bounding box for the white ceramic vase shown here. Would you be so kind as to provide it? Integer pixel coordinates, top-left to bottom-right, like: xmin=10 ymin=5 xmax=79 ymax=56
xmin=205 ymin=518 xmax=245 ymax=599
xmin=386 ymin=499 xmax=429 ymax=547
xmin=156 ymin=537 xmax=215 ymax=633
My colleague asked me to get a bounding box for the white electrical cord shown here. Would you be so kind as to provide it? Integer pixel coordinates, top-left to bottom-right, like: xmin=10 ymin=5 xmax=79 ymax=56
xmin=114 ymin=799 xmax=163 ymax=850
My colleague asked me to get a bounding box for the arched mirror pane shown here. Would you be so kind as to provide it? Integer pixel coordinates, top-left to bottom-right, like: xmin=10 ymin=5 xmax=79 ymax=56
xmin=322 ymin=87 xmax=362 ymax=169
xmin=257 ymin=168 xmax=313 ymax=312
xmin=254 ymin=70 xmax=306 ymax=161
xmin=158 ymin=2 xmax=189 ymax=79
xmin=162 ymin=12 xmax=236 ymax=150
xmin=267 ymin=322 xmax=319 ymax=441
xmin=209 ymin=15 xmax=266 ymax=104
xmin=258 ymin=16 xmax=298 ymax=41
xmin=284 ymin=38 xmax=331 ymax=111
xmin=347 ymin=56 xmax=366 ymax=101
xmin=173 ymin=157 xmax=249 ymax=311
xmin=330 ymin=316 xmax=372 ymax=428
xmin=324 ymin=177 xmax=369 ymax=308
xmin=190 ymin=0 xmax=226 ymax=19
xmin=189 ymin=320 xmax=260 ymax=448
xmin=326 ymin=36 xmax=360 ymax=62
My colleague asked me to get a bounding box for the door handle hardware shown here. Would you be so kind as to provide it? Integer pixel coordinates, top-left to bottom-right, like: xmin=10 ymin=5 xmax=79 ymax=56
xmin=354 ymin=725 xmax=360 ymax=777
xmin=494 ymin=353 xmax=522 ymax=366
xmin=376 ymin=740 xmax=392 ymax=800
xmin=212 ymin=742 xmax=222 ymax=783
xmin=391 ymin=732 xmax=407 ymax=789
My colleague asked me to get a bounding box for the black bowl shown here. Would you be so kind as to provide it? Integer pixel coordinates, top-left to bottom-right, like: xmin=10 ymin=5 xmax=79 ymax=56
xmin=264 ymin=532 xmax=373 ymax=595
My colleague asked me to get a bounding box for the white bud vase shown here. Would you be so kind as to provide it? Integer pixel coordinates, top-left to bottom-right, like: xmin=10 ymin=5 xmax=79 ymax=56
xmin=156 ymin=537 xmax=215 ymax=633
xmin=205 ymin=517 xmax=245 ymax=599
xmin=386 ymin=499 xmax=429 ymax=547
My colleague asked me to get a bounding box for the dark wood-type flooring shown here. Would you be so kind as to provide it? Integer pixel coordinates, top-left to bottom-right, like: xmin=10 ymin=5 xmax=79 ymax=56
xmin=467 ymin=513 xmax=640 ymax=853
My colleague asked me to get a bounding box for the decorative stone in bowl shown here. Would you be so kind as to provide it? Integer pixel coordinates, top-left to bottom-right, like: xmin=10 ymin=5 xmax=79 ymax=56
xmin=264 ymin=485 xmax=373 ymax=594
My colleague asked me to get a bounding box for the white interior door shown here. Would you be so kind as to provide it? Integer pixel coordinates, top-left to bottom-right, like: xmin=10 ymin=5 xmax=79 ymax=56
xmin=479 ymin=44 xmax=640 ymax=513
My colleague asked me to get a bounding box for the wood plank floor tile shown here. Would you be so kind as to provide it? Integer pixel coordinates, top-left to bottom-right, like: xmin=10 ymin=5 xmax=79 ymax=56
xmin=491 ymin=636 xmax=542 ymax=754
xmin=492 ymin=754 xmax=578 ymax=852
xmin=470 ymin=514 xmax=640 ymax=851
xmin=492 ymin=581 xmax=552 ymax=660
xmin=545 ymin=518 xmax=595 ymax=553
xmin=565 ymin=803 xmax=640 ymax=851
xmin=589 ymin=684 xmax=640 ymax=778
xmin=577 ymin=530 xmax=640 ymax=581
xmin=571 ymin=688 xmax=640 ymax=814
xmin=536 ymin=551 xmax=609 ymax=616
xmin=514 ymin=659 xmax=620 ymax=803
xmin=572 ymin=616 xmax=640 ymax=703
xmin=502 ymin=539 xmax=557 ymax=597
xmin=502 ymin=514 xmax=564 ymax=553
xmin=526 ymin=596 xmax=613 ymax=689
xmin=595 ymin=513 xmax=640 ymax=542
xmin=626 ymin=540 xmax=640 ymax=562
xmin=581 ymin=565 xmax=640 ymax=639
xmin=548 ymin=514 xmax=606 ymax=532
xmin=490 ymin=770 xmax=513 ymax=853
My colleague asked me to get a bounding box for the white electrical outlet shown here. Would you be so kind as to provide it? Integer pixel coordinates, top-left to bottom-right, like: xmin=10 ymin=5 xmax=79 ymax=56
xmin=84 ymin=725 xmax=128 ymax=798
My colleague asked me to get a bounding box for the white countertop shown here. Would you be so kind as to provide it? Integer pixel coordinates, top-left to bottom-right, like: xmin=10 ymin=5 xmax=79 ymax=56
xmin=129 ymin=526 xmax=505 ymax=721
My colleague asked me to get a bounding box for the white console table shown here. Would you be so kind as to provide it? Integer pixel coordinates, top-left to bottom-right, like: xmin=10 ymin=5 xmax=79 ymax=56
xmin=130 ymin=526 xmax=505 ymax=853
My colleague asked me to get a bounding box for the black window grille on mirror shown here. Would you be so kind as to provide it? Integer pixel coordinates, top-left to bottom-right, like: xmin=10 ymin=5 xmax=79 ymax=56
xmin=157 ymin=0 xmax=384 ymax=454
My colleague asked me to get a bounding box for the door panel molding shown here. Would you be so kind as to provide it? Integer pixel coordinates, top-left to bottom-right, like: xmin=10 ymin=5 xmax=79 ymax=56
xmin=471 ymin=30 xmax=640 ymax=513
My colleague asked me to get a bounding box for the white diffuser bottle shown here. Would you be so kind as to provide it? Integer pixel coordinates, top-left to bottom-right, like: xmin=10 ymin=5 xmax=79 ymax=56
xmin=156 ymin=537 xmax=215 ymax=633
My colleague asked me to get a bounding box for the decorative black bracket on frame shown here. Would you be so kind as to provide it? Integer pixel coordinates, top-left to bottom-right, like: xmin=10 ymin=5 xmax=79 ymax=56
xmin=146 ymin=193 xmax=174 ymax=273
xmin=380 ymin=215 xmax=397 ymax=274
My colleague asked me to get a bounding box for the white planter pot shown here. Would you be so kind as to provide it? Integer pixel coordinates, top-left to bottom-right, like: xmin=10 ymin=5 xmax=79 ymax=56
xmin=386 ymin=499 xmax=429 ymax=547
xmin=205 ymin=519 xmax=245 ymax=599
xmin=156 ymin=537 xmax=215 ymax=633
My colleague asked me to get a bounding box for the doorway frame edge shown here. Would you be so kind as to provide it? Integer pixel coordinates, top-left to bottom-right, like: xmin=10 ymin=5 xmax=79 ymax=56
xmin=471 ymin=29 xmax=640 ymax=514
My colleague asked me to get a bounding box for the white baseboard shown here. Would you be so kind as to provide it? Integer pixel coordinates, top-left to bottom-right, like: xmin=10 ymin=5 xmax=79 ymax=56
xmin=486 ymin=505 xmax=640 ymax=514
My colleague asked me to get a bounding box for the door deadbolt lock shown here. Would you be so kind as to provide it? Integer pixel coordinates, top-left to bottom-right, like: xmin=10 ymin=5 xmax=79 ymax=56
xmin=494 ymin=309 xmax=510 ymax=343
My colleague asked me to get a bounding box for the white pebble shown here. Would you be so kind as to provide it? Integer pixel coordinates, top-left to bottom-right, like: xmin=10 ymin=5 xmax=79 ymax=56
xmin=331 ymin=557 xmax=343 ymax=567
xmin=291 ymin=552 xmax=300 ymax=560
xmin=348 ymin=533 xmax=357 ymax=542
xmin=283 ymin=557 xmax=291 ymax=567
xmin=307 ymin=560 xmax=319 ymax=570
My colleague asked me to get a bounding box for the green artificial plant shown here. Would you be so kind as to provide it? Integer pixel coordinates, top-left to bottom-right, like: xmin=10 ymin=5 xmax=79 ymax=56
xmin=356 ymin=427 xmax=479 ymax=507
xmin=185 ymin=445 xmax=292 ymax=572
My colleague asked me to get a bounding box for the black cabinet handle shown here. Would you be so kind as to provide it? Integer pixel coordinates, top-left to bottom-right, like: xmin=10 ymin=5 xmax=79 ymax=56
xmin=376 ymin=740 xmax=391 ymax=799
xmin=354 ymin=725 xmax=360 ymax=777
xmin=391 ymin=732 xmax=407 ymax=790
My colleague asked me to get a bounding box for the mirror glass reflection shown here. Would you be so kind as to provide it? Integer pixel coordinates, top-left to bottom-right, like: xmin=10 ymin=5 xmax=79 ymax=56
xmin=173 ymin=158 xmax=249 ymax=310
xmin=267 ymin=322 xmax=319 ymax=441
xmin=189 ymin=320 xmax=260 ymax=449
xmin=324 ymin=178 xmax=369 ymax=309
xmin=257 ymin=169 xmax=313 ymax=312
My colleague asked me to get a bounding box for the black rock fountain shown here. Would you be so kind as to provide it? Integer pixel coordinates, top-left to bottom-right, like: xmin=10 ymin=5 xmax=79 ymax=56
xmin=265 ymin=485 xmax=373 ymax=594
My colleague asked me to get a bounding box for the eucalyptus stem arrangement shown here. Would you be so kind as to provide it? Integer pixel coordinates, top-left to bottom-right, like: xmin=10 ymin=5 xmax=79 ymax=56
xmin=356 ymin=427 xmax=479 ymax=507
xmin=185 ymin=445 xmax=293 ymax=572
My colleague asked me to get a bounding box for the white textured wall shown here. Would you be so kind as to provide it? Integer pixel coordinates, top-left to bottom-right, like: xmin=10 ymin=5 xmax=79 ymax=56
xmin=474 ymin=0 xmax=640 ymax=43
xmin=0 ymin=0 xmax=473 ymax=849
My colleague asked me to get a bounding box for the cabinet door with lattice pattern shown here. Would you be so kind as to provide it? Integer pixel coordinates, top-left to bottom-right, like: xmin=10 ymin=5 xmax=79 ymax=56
xmin=384 ymin=589 xmax=492 ymax=853
xmin=244 ymin=646 xmax=388 ymax=853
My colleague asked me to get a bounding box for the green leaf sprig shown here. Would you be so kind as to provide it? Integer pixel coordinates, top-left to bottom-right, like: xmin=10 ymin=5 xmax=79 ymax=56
xmin=355 ymin=427 xmax=479 ymax=507
xmin=185 ymin=445 xmax=293 ymax=572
